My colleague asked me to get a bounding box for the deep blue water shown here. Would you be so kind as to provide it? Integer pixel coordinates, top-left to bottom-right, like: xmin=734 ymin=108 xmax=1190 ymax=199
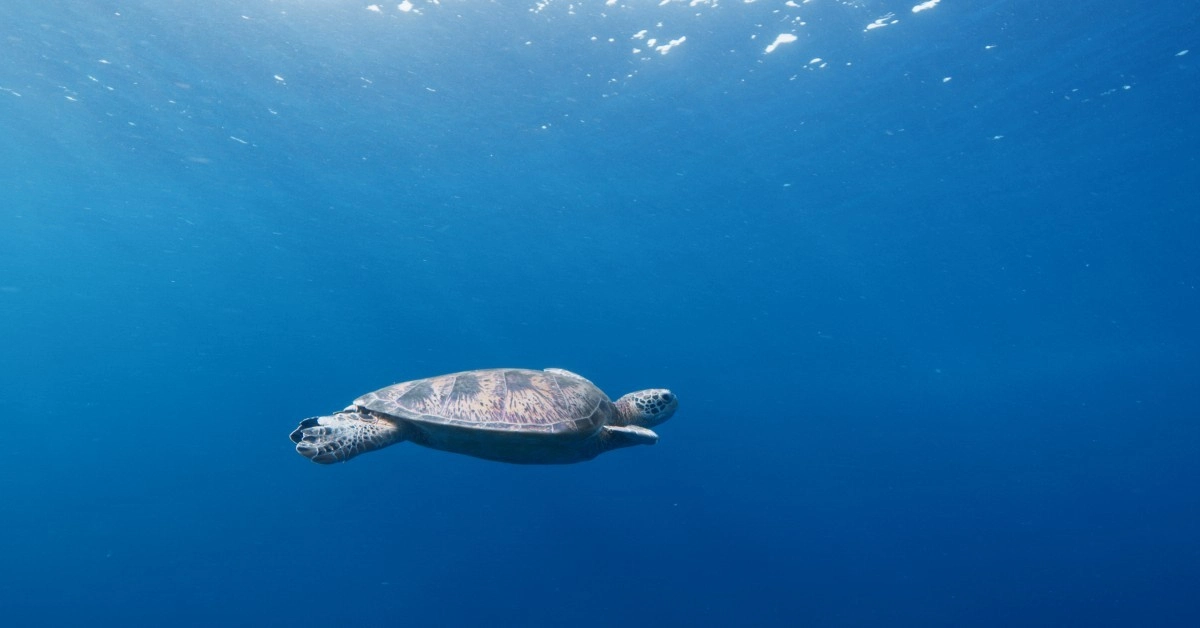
xmin=2 ymin=1 xmax=1198 ymax=626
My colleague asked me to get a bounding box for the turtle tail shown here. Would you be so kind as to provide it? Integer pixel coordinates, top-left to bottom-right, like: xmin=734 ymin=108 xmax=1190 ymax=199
xmin=290 ymin=410 xmax=406 ymax=464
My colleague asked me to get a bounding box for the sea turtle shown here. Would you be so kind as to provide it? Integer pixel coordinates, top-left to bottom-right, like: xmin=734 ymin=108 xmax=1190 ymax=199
xmin=290 ymin=367 xmax=678 ymax=465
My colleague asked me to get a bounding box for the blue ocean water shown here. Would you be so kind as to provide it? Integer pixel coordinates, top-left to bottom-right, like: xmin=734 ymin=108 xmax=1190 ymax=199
xmin=2 ymin=0 xmax=1198 ymax=625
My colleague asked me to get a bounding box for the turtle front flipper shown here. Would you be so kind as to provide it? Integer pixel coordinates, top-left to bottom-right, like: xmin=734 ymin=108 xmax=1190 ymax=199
xmin=600 ymin=425 xmax=659 ymax=452
xmin=290 ymin=409 xmax=406 ymax=464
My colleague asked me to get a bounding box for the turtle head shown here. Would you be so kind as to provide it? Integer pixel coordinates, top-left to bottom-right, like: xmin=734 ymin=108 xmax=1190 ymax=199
xmin=614 ymin=389 xmax=678 ymax=428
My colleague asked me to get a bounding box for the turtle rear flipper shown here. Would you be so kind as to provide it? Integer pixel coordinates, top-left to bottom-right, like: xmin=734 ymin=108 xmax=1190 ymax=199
xmin=290 ymin=410 xmax=406 ymax=464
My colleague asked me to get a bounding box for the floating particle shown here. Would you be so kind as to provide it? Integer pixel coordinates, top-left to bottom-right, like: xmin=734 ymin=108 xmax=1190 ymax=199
xmin=764 ymin=33 xmax=797 ymax=54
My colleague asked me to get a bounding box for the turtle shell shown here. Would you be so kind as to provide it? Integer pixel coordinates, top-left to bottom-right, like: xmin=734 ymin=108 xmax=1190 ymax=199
xmin=354 ymin=368 xmax=612 ymax=435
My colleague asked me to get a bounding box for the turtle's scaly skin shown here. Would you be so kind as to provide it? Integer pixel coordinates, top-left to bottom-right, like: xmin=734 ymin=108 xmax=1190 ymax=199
xmin=290 ymin=368 xmax=677 ymax=465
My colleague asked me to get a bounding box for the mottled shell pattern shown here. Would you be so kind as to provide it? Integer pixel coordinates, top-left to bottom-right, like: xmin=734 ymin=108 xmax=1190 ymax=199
xmin=354 ymin=368 xmax=611 ymax=435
